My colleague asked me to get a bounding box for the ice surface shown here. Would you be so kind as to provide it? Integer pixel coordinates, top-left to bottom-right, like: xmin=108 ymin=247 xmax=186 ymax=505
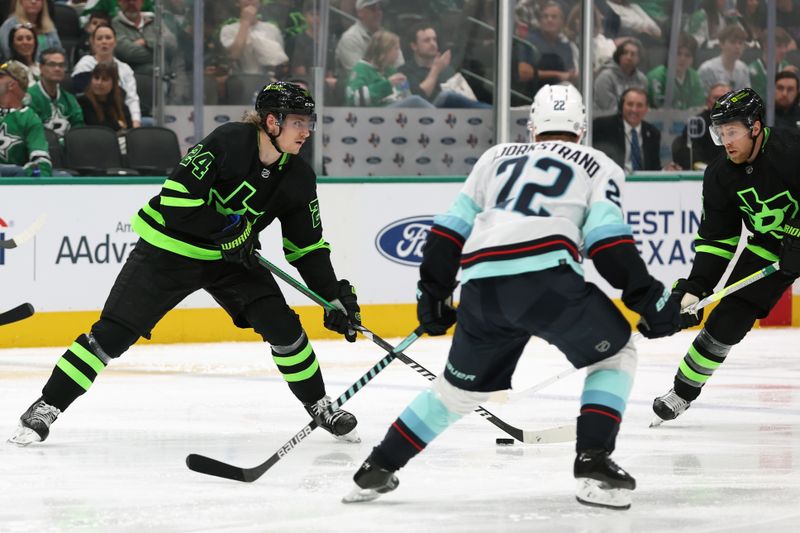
xmin=2 ymin=329 xmax=800 ymax=532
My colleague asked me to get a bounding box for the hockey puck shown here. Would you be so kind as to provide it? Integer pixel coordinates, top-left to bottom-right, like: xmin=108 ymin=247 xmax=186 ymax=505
xmin=495 ymin=438 xmax=514 ymax=445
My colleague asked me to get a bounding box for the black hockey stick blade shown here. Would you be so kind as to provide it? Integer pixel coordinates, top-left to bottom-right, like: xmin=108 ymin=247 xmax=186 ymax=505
xmin=0 ymin=303 xmax=34 ymax=326
xmin=0 ymin=214 xmax=46 ymax=249
xmin=186 ymin=327 xmax=424 ymax=482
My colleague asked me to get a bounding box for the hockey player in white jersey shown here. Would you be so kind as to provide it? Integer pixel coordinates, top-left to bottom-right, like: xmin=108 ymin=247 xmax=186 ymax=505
xmin=342 ymin=84 xmax=682 ymax=509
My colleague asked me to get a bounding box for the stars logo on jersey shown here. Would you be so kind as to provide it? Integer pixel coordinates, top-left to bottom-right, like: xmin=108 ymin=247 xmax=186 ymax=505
xmin=45 ymin=107 xmax=70 ymax=137
xmin=737 ymin=187 xmax=799 ymax=238
xmin=0 ymin=121 xmax=22 ymax=161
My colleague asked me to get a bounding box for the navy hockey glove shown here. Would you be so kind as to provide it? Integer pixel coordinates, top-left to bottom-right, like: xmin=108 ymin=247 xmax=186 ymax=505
xmin=780 ymin=217 xmax=800 ymax=277
xmin=417 ymin=282 xmax=457 ymax=336
xmin=635 ymin=281 xmax=682 ymax=339
xmin=669 ymin=278 xmax=705 ymax=329
xmin=212 ymin=215 xmax=258 ymax=269
xmin=324 ymin=280 xmax=361 ymax=342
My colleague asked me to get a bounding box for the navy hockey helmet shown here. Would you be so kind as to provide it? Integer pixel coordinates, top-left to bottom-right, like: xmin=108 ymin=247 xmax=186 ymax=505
xmin=255 ymin=81 xmax=316 ymax=130
xmin=708 ymin=88 xmax=764 ymax=145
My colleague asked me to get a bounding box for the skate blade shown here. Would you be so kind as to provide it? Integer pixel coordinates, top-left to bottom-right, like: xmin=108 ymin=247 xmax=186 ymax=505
xmin=7 ymin=426 xmax=42 ymax=447
xmin=649 ymin=416 xmax=665 ymax=428
xmin=332 ymin=428 xmax=361 ymax=443
xmin=342 ymin=485 xmax=383 ymax=504
xmin=575 ymin=478 xmax=632 ymax=510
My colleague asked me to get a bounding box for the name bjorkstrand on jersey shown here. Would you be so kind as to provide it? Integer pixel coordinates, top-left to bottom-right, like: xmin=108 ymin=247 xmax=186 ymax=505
xmin=493 ymin=142 xmax=601 ymax=178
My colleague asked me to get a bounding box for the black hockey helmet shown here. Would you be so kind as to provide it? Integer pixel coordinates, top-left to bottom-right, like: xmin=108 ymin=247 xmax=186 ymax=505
xmin=255 ymin=81 xmax=315 ymax=124
xmin=710 ymin=87 xmax=764 ymax=128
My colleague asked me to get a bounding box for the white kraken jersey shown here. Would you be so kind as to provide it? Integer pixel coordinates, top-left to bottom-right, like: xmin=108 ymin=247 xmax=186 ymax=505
xmin=435 ymin=140 xmax=631 ymax=283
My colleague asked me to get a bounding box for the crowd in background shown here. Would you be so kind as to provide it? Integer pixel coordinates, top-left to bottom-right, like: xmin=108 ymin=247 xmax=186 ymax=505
xmin=3 ymin=0 xmax=800 ymax=176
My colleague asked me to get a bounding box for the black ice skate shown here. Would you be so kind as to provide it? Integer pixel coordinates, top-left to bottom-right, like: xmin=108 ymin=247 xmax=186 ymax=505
xmin=650 ymin=388 xmax=692 ymax=427
xmin=304 ymin=395 xmax=360 ymax=442
xmin=7 ymin=397 xmax=61 ymax=446
xmin=342 ymin=459 xmax=400 ymax=503
xmin=574 ymin=449 xmax=636 ymax=510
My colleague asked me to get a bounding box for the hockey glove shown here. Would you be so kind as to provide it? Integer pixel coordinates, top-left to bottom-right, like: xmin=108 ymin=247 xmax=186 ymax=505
xmin=635 ymin=281 xmax=682 ymax=339
xmin=780 ymin=216 xmax=800 ymax=277
xmin=669 ymin=278 xmax=705 ymax=329
xmin=212 ymin=215 xmax=258 ymax=269
xmin=324 ymin=280 xmax=361 ymax=342
xmin=417 ymin=282 xmax=457 ymax=336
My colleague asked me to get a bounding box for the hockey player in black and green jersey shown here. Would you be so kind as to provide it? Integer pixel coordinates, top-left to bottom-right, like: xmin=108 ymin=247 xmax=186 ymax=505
xmin=652 ymin=88 xmax=800 ymax=424
xmin=0 ymin=60 xmax=53 ymax=177
xmin=8 ymin=81 xmax=362 ymax=445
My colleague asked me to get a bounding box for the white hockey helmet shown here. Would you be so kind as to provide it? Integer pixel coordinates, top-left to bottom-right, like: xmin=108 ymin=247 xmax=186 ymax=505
xmin=528 ymin=83 xmax=586 ymax=142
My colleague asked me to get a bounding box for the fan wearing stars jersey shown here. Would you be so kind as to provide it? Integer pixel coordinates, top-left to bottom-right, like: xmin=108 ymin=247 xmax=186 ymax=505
xmin=27 ymin=48 xmax=85 ymax=139
xmin=8 ymin=82 xmax=363 ymax=447
xmin=0 ymin=60 xmax=52 ymax=177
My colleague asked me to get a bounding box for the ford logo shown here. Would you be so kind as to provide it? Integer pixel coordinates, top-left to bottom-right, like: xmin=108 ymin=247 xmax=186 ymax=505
xmin=391 ymin=137 xmax=407 ymax=145
xmin=214 ymin=115 xmax=230 ymax=123
xmin=467 ymin=117 xmax=482 ymax=125
xmin=416 ymin=156 xmax=431 ymax=164
xmin=342 ymin=137 xmax=357 ymax=144
xmin=441 ymin=137 xmax=456 ymax=145
xmin=164 ymin=115 xmax=177 ymax=124
xmin=464 ymin=157 xmax=478 ymax=164
xmin=419 ymin=117 xmax=434 ymax=125
xmin=369 ymin=116 xmax=385 ymax=124
xmin=375 ymin=216 xmax=434 ymax=266
xmin=323 ymin=115 xmax=334 ymax=124
xmin=366 ymin=156 xmax=382 ymax=164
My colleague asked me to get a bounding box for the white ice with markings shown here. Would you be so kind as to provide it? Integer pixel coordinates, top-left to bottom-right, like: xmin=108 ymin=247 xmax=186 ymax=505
xmin=1 ymin=329 xmax=800 ymax=532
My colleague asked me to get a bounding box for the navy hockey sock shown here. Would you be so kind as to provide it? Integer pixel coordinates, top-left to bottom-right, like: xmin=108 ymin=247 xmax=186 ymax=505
xmin=41 ymin=334 xmax=110 ymax=411
xmin=271 ymin=337 xmax=325 ymax=404
xmin=370 ymin=418 xmax=426 ymax=472
xmin=577 ymin=404 xmax=621 ymax=453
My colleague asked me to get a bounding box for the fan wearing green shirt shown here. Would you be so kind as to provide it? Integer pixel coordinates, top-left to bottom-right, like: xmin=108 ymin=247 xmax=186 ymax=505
xmin=26 ymin=48 xmax=84 ymax=139
xmin=646 ymin=32 xmax=704 ymax=110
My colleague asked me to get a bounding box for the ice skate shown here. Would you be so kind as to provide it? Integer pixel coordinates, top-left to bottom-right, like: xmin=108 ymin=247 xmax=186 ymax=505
xmin=342 ymin=459 xmax=399 ymax=503
xmin=574 ymin=449 xmax=636 ymax=510
xmin=650 ymin=388 xmax=691 ymax=427
xmin=8 ymin=397 xmax=61 ymax=446
xmin=304 ymin=395 xmax=360 ymax=443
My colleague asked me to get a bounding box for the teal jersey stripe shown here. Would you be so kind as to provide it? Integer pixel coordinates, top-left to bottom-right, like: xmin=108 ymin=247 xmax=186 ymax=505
xmin=581 ymin=389 xmax=628 ymax=414
xmin=582 ymin=202 xmax=626 ymax=246
xmin=584 ymin=223 xmax=633 ymax=251
xmin=435 ymin=192 xmax=482 ymax=239
xmin=461 ymin=250 xmax=583 ymax=283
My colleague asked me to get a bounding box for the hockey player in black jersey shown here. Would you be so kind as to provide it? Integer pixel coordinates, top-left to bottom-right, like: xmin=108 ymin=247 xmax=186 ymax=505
xmin=652 ymin=88 xmax=800 ymax=425
xmin=8 ymin=81 xmax=362 ymax=446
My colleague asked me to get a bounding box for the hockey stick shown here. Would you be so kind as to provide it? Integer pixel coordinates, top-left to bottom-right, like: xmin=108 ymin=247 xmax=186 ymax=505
xmin=0 ymin=303 xmax=34 ymax=326
xmin=253 ymin=254 xmax=573 ymax=445
xmin=501 ymin=262 xmax=781 ymax=404
xmin=186 ymin=326 xmax=424 ymax=482
xmin=0 ymin=214 xmax=46 ymax=249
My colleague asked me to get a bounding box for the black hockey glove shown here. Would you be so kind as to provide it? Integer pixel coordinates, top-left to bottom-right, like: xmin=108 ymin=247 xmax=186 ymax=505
xmin=324 ymin=280 xmax=361 ymax=342
xmin=780 ymin=216 xmax=800 ymax=277
xmin=212 ymin=215 xmax=258 ymax=269
xmin=417 ymin=282 xmax=457 ymax=336
xmin=669 ymin=278 xmax=705 ymax=329
xmin=635 ymin=281 xmax=682 ymax=339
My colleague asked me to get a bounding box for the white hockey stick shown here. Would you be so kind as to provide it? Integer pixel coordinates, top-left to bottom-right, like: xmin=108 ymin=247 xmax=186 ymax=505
xmin=0 ymin=214 xmax=46 ymax=249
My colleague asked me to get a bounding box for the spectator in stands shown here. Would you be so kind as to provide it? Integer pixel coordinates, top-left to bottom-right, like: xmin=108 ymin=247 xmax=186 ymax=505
xmin=0 ymin=60 xmax=53 ymax=176
xmin=398 ymin=23 xmax=489 ymax=109
xmin=684 ymin=0 xmax=744 ymax=48
xmin=774 ymin=71 xmax=800 ymax=131
xmin=737 ymin=0 xmax=767 ymax=41
xmin=291 ymin=0 xmax=337 ymax=91
xmin=345 ymin=30 xmax=433 ymax=108
xmin=335 ymin=0 xmax=403 ymax=78
xmin=72 ymin=24 xmax=141 ymax=127
xmin=748 ymin=28 xmax=793 ymax=99
xmin=604 ymin=0 xmax=661 ymax=42
xmin=0 ymin=0 xmax=61 ymax=60
xmin=777 ymin=0 xmax=800 ymax=45
xmin=646 ymin=33 xmax=704 ymax=110
xmin=522 ymin=1 xmax=577 ymax=87
xmin=593 ymin=38 xmax=647 ymax=116
xmin=592 ymin=87 xmax=663 ymax=172
xmin=671 ymin=82 xmax=731 ymax=170
xmin=565 ymin=3 xmax=616 ymax=75
xmin=112 ymin=0 xmax=177 ymax=77
xmin=698 ymin=24 xmax=750 ymax=93
xmin=75 ymin=10 xmax=111 ymax=61
xmin=219 ymin=0 xmax=288 ymax=78
xmin=8 ymin=23 xmax=39 ymax=86
xmin=79 ymin=0 xmax=154 ymax=22
xmin=27 ymin=47 xmax=83 ymax=139
xmin=76 ymin=61 xmax=132 ymax=135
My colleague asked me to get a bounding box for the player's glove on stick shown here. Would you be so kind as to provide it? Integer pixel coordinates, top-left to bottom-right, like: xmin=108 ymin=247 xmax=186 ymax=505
xmin=634 ymin=281 xmax=682 ymax=339
xmin=780 ymin=216 xmax=800 ymax=277
xmin=212 ymin=215 xmax=258 ymax=269
xmin=324 ymin=280 xmax=361 ymax=342
xmin=417 ymin=282 xmax=457 ymax=336
xmin=669 ymin=278 xmax=705 ymax=328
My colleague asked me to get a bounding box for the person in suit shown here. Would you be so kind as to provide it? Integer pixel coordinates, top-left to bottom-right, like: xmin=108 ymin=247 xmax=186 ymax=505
xmin=592 ymin=87 xmax=662 ymax=172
